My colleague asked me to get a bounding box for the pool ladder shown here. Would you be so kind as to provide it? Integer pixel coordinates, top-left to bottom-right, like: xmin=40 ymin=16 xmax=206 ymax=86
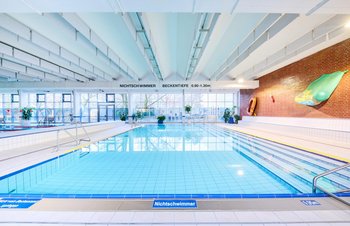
xmin=312 ymin=162 xmax=350 ymax=206
xmin=55 ymin=121 xmax=91 ymax=152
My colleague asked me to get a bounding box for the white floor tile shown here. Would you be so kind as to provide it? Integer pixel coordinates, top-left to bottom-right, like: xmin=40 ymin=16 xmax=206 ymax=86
xmin=89 ymin=212 xmax=115 ymax=223
xmin=110 ymin=211 xmax=135 ymax=223
xmin=312 ymin=210 xmax=348 ymax=222
xmin=131 ymin=212 xmax=155 ymax=223
xmin=263 ymin=224 xmax=287 ymax=226
xmin=62 ymin=211 xmax=95 ymax=223
xmin=194 ymin=211 xmax=217 ymax=223
xmin=255 ymin=211 xmax=280 ymax=222
xmin=214 ymin=211 xmax=239 ymax=222
xmin=309 ymin=223 xmax=334 ymax=226
xmin=47 ymin=212 xmax=77 ymax=223
xmin=152 ymin=211 xmax=174 ymax=223
xmin=196 ymin=224 xmax=220 ymax=226
xmin=173 ymin=212 xmax=196 ymax=223
xmin=274 ymin=211 xmax=303 ymax=222
xmin=330 ymin=223 xmax=350 ymax=226
xmin=234 ymin=211 xmax=260 ymax=222
xmin=284 ymin=224 xmax=309 ymax=226
xmin=293 ymin=211 xmax=324 ymax=222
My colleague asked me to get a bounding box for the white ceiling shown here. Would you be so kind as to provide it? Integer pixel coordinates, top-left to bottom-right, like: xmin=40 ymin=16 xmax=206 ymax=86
xmin=0 ymin=0 xmax=350 ymax=88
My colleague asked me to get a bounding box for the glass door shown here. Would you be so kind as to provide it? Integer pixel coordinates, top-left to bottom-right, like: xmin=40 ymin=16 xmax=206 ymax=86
xmin=98 ymin=104 xmax=115 ymax=122
xmin=106 ymin=105 xmax=115 ymax=121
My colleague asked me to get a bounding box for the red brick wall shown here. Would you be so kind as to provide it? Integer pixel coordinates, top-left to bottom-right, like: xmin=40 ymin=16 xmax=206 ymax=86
xmin=240 ymin=39 xmax=350 ymax=118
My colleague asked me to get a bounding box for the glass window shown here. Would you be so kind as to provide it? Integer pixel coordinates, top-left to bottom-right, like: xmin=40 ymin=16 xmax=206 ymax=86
xmin=11 ymin=94 xmax=19 ymax=103
xmin=37 ymin=94 xmax=45 ymax=102
xmin=46 ymin=93 xmax=54 ymax=103
xmin=217 ymin=94 xmax=224 ymax=102
xmin=106 ymin=94 xmax=115 ymax=103
xmin=208 ymin=94 xmax=216 ymax=102
xmin=63 ymin=94 xmax=71 ymax=102
xmin=97 ymin=93 xmax=104 ymax=103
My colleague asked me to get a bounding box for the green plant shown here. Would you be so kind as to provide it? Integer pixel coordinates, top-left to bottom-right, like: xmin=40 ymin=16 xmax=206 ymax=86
xmin=223 ymin=108 xmax=231 ymax=123
xmin=157 ymin=115 xmax=166 ymax=123
xmin=184 ymin=105 xmax=192 ymax=113
xmin=136 ymin=110 xmax=142 ymax=119
xmin=20 ymin=107 xmax=34 ymax=120
xmin=119 ymin=112 xmax=126 ymax=121
xmin=234 ymin=114 xmax=241 ymax=124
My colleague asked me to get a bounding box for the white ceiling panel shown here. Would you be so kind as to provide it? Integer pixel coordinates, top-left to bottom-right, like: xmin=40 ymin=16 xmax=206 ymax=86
xmin=118 ymin=0 xmax=194 ymax=13
xmin=77 ymin=13 xmax=150 ymax=78
xmin=9 ymin=13 xmax=117 ymax=76
xmin=197 ymin=13 xmax=266 ymax=78
xmin=194 ymin=0 xmax=238 ymax=13
xmin=1 ymin=0 xmax=350 ymax=13
xmin=144 ymin=13 xmax=200 ymax=79
xmin=1 ymin=0 xmax=350 ymax=87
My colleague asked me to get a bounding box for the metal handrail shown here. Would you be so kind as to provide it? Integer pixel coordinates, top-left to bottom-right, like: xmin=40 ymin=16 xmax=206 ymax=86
xmin=55 ymin=121 xmax=91 ymax=152
xmin=312 ymin=162 xmax=350 ymax=206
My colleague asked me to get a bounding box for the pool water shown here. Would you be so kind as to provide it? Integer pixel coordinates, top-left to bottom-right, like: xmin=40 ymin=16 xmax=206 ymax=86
xmin=1 ymin=124 xmax=349 ymax=197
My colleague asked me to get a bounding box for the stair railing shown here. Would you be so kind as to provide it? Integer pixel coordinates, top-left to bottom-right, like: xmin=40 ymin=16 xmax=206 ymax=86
xmin=312 ymin=162 xmax=350 ymax=206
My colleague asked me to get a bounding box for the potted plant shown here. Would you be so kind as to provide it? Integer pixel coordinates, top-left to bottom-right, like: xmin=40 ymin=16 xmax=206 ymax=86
xmin=157 ymin=115 xmax=166 ymax=124
xmin=223 ymin=108 xmax=231 ymax=123
xmin=119 ymin=112 xmax=126 ymax=121
xmin=233 ymin=114 xmax=241 ymax=124
xmin=184 ymin=105 xmax=192 ymax=114
xmin=20 ymin=107 xmax=34 ymax=126
xmin=136 ymin=110 xmax=143 ymax=120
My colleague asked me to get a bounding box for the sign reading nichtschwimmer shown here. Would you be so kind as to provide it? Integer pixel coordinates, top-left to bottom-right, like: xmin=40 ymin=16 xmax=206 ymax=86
xmin=0 ymin=198 xmax=41 ymax=208
xmin=153 ymin=200 xmax=197 ymax=209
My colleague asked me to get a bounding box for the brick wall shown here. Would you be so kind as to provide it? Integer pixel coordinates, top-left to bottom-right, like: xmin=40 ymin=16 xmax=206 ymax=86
xmin=240 ymin=38 xmax=350 ymax=118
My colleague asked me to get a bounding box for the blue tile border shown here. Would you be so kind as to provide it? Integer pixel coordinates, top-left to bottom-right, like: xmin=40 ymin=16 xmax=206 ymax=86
xmin=0 ymin=192 xmax=349 ymax=199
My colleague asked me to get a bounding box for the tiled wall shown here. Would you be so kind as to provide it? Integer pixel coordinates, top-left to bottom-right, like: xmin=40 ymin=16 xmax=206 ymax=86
xmin=240 ymin=38 xmax=350 ymax=118
xmin=0 ymin=122 xmax=124 ymax=154
xmin=241 ymin=116 xmax=350 ymax=145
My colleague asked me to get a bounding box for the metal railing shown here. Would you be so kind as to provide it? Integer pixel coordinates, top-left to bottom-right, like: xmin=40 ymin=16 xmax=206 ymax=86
xmin=55 ymin=121 xmax=91 ymax=152
xmin=312 ymin=163 xmax=350 ymax=206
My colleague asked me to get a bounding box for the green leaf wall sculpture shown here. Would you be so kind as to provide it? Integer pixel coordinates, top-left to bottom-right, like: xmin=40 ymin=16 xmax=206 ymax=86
xmin=295 ymin=70 xmax=348 ymax=106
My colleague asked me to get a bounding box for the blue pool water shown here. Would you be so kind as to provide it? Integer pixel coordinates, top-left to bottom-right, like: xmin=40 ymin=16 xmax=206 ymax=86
xmin=1 ymin=124 xmax=349 ymax=197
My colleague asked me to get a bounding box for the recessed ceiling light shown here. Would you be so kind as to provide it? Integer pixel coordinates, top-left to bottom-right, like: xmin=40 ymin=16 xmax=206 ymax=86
xmin=238 ymin=78 xmax=244 ymax=83
xmin=345 ymin=21 xmax=350 ymax=28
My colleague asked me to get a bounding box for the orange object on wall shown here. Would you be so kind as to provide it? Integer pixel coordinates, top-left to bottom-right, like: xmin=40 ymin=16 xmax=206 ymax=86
xmin=247 ymin=97 xmax=257 ymax=116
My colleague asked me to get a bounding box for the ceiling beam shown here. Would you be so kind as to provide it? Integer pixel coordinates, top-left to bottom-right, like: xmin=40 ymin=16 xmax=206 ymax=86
xmin=185 ymin=13 xmax=220 ymax=81
xmin=0 ymin=56 xmax=69 ymax=82
xmin=306 ymin=0 xmax=330 ymax=16
xmin=0 ymin=14 xmax=117 ymax=82
xmin=212 ymin=13 xmax=299 ymax=81
xmin=121 ymin=12 xmax=164 ymax=81
xmin=0 ymin=40 xmax=93 ymax=82
xmin=230 ymin=0 xmax=240 ymax=14
xmin=61 ymin=13 xmax=138 ymax=81
xmin=237 ymin=15 xmax=350 ymax=80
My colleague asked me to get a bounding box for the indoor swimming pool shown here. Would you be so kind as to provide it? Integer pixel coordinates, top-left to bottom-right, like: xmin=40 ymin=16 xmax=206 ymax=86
xmin=0 ymin=124 xmax=349 ymax=198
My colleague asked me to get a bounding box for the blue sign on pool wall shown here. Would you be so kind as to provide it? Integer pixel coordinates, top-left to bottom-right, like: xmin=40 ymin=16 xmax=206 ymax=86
xmin=153 ymin=200 xmax=197 ymax=208
xmin=0 ymin=198 xmax=41 ymax=208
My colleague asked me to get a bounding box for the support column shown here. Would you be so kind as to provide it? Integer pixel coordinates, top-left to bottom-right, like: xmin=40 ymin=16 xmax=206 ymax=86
xmin=127 ymin=92 xmax=132 ymax=116
xmin=72 ymin=90 xmax=80 ymax=120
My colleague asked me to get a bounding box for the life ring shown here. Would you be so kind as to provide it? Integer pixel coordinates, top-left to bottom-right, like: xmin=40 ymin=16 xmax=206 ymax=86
xmin=247 ymin=97 xmax=257 ymax=116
